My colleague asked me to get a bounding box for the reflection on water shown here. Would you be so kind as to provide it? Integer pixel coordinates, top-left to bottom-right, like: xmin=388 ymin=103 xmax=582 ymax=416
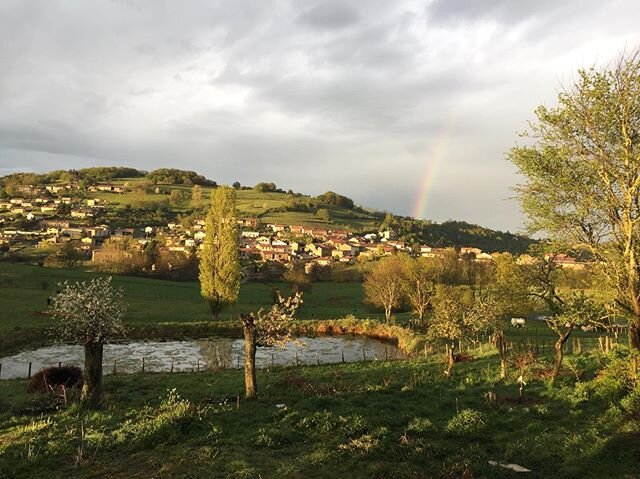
xmin=0 ymin=336 xmax=405 ymax=379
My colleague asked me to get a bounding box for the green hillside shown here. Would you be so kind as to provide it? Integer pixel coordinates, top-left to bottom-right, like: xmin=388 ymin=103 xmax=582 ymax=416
xmin=0 ymin=167 xmax=535 ymax=253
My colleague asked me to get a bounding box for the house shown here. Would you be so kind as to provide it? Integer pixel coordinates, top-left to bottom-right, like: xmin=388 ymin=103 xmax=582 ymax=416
xmin=84 ymin=226 xmax=110 ymax=238
xmin=475 ymin=252 xmax=494 ymax=261
xmin=46 ymin=185 xmax=68 ymax=193
xmin=308 ymin=228 xmax=328 ymax=238
xmin=91 ymin=184 xmax=125 ymax=193
xmin=260 ymin=249 xmax=292 ymax=262
xmin=238 ymin=218 xmax=260 ymax=228
xmin=41 ymin=219 xmax=70 ymax=229
xmin=289 ymin=225 xmax=305 ymax=236
xmin=268 ymin=224 xmax=287 ymax=233
xmin=60 ymin=228 xmax=84 ymax=239
xmin=306 ymin=243 xmax=332 ymax=258
xmin=329 ymin=229 xmax=349 ymax=239
xmin=241 ymin=230 xmax=260 ymax=238
xmin=114 ymin=228 xmax=135 ymax=237
xmin=420 ymin=245 xmax=433 ymax=257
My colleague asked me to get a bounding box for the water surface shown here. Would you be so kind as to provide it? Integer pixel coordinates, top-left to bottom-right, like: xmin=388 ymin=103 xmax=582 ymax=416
xmin=0 ymin=336 xmax=404 ymax=379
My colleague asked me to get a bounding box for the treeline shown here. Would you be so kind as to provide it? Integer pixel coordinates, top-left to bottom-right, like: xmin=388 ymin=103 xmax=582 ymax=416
xmin=379 ymin=214 xmax=536 ymax=255
xmin=145 ymin=168 xmax=216 ymax=186
xmin=1 ymin=167 xmax=216 ymax=190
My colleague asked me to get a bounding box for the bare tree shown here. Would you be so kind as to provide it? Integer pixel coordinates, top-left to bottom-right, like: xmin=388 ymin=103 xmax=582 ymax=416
xmin=527 ymin=254 xmax=606 ymax=384
xmin=240 ymin=292 xmax=303 ymax=399
xmin=49 ymin=277 xmax=127 ymax=406
xmin=363 ymin=255 xmax=407 ymax=321
xmin=429 ymin=286 xmax=501 ymax=378
xmin=402 ymin=257 xmax=436 ymax=323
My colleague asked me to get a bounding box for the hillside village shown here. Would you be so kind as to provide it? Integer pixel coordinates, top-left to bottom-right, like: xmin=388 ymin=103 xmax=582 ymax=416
xmin=0 ymin=180 xmax=584 ymax=273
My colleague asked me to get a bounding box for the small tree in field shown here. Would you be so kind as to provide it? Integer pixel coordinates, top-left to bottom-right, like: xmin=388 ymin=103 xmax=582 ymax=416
xmin=491 ymin=253 xmax=532 ymax=379
xmin=199 ymin=186 xmax=240 ymax=319
xmin=49 ymin=277 xmax=126 ymax=406
xmin=430 ymin=285 xmax=501 ymax=378
xmin=526 ymin=253 xmax=606 ymax=384
xmin=240 ymin=292 xmax=303 ymax=399
xmin=402 ymin=257 xmax=436 ymax=323
xmin=364 ymin=255 xmax=407 ymax=321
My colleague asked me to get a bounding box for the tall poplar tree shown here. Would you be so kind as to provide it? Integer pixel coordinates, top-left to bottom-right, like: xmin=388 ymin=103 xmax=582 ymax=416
xmin=199 ymin=186 xmax=240 ymax=319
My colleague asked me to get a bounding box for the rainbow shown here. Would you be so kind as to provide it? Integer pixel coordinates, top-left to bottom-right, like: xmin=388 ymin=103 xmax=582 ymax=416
xmin=412 ymin=129 xmax=452 ymax=220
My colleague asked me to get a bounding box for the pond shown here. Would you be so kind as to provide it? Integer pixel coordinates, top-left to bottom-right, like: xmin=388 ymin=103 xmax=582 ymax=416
xmin=0 ymin=336 xmax=405 ymax=380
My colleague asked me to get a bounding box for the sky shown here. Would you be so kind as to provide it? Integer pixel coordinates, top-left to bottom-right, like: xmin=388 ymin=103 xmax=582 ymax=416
xmin=1 ymin=0 xmax=639 ymax=232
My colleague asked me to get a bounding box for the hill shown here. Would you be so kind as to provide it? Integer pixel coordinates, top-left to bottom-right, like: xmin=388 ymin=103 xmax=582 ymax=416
xmin=0 ymin=167 xmax=535 ymax=254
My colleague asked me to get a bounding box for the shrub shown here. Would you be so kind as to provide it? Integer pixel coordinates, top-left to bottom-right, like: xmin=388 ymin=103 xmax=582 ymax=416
xmin=620 ymin=387 xmax=640 ymax=419
xmin=445 ymin=409 xmax=487 ymax=436
xmin=406 ymin=417 xmax=434 ymax=434
xmin=28 ymin=366 xmax=82 ymax=393
xmin=111 ymin=389 xmax=210 ymax=448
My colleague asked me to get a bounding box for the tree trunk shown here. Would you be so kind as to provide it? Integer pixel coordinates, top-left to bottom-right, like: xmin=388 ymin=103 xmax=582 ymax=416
xmin=630 ymin=320 xmax=640 ymax=351
xmin=241 ymin=314 xmax=257 ymax=399
xmin=492 ymin=330 xmax=508 ymax=380
xmin=551 ymin=333 xmax=571 ymax=385
xmin=209 ymin=301 xmax=220 ymax=321
xmin=384 ymin=305 xmax=391 ymax=322
xmin=81 ymin=342 xmax=103 ymax=406
xmin=445 ymin=342 xmax=455 ymax=379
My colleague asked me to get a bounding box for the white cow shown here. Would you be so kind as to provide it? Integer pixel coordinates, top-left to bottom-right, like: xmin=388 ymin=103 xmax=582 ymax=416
xmin=511 ymin=318 xmax=526 ymax=328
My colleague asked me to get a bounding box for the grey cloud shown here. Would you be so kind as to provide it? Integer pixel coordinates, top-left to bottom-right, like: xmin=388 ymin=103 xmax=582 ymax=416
xmin=427 ymin=0 xmax=600 ymax=25
xmin=1 ymin=0 xmax=639 ymax=231
xmin=297 ymin=3 xmax=360 ymax=30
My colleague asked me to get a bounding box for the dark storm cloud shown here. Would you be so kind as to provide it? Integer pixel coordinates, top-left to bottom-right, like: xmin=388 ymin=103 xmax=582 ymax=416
xmin=1 ymin=0 xmax=639 ymax=231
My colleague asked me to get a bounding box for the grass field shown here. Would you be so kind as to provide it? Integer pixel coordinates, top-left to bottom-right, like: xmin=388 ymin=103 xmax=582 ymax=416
xmin=0 ymin=353 xmax=638 ymax=478
xmin=0 ymin=262 xmax=614 ymax=358
xmin=0 ymin=262 xmax=389 ymax=355
xmin=1 ymin=263 xmax=639 ymax=478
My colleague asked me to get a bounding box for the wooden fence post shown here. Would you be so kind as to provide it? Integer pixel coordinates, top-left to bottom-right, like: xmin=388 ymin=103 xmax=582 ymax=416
xmin=28 ymin=362 xmax=32 ymax=379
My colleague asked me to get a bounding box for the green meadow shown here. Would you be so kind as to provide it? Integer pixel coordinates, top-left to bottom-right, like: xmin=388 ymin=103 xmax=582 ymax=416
xmin=1 ymin=262 xmax=638 ymax=478
xmin=1 ymin=353 xmax=639 ymax=478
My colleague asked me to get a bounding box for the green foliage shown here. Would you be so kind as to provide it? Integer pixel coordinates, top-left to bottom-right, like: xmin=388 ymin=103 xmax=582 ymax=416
xmin=620 ymin=386 xmax=640 ymax=419
xmin=254 ymin=182 xmax=277 ymax=193
xmin=363 ymin=255 xmax=408 ymax=321
xmin=406 ymin=417 xmax=434 ymax=434
xmin=169 ymin=189 xmax=190 ymax=207
xmin=199 ymin=186 xmax=241 ymax=318
xmin=318 ymin=191 xmax=354 ymax=209
xmin=508 ymin=49 xmax=640 ymax=348
xmin=316 ymin=208 xmax=331 ymax=221
xmin=146 ymin=168 xmax=216 ymax=186
xmin=445 ymin=409 xmax=487 ymax=436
